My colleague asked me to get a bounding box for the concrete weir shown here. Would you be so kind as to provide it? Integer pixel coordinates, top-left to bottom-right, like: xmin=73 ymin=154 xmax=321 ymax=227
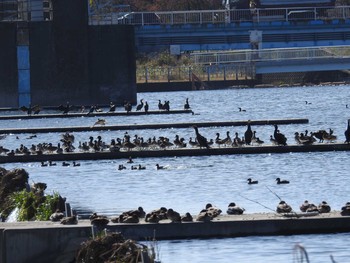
xmin=0 ymin=109 xmax=193 ymax=120
xmin=0 ymin=118 xmax=308 ymax=134
xmin=0 ymin=143 xmax=349 ymax=164
xmin=1 ymin=212 xmax=350 ymax=262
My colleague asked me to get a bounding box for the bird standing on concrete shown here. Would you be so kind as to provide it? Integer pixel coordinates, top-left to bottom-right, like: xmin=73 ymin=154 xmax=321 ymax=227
xmin=192 ymin=126 xmax=210 ymax=149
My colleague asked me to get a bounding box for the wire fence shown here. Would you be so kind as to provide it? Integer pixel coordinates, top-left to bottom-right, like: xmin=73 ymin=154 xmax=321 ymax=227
xmin=136 ymin=64 xmax=253 ymax=83
xmin=89 ymin=6 xmax=350 ymax=26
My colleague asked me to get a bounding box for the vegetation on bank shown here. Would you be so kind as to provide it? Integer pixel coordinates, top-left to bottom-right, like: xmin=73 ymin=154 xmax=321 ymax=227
xmin=0 ymin=168 xmax=65 ymax=221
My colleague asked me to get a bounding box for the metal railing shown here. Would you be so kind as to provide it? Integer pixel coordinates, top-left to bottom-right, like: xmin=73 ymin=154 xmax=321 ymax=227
xmin=89 ymin=6 xmax=350 ymax=26
xmin=136 ymin=64 xmax=253 ymax=83
xmin=191 ymin=46 xmax=350 ymax=65
xmin=0 ymin=0 xmax=53 ymax=22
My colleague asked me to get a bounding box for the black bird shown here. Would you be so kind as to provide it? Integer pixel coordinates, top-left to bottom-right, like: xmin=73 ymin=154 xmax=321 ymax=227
xmin=184 ymin=98 xmax=190 ymax=110
xmin=273 ymin=124 xmax=287 ymax=146
xmin=247 ymin=178 xmax=258 ymax=184
xmin=109 ymin=102 xmax=116 ymax=112
xmin=158 ymin=100 xmax=163 ymax=110
xmin=136 ymin=99 xmax=144 ymax=111
xmin=144 ymin=101 xmax=149 ymax=113
xmin=345 ymin=119 xmax=350 ymax=144
xmin=58 ymin=102 xmax=72 ymax=114
xmin=192 ymin=126 xmax=210 ymax=149
xmin=244 ymin=121 xmax=253 ymax=145
xmin=276 ymin=178 xmax=289 ymax=184
xmin=124 ymin=101 xmax=132 ymax=113
xmin=20 ymin=104 xmax=41 ymax=115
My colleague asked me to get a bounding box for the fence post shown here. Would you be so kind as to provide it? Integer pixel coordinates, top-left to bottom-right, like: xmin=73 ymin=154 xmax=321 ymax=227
xmin=224 ymin=66 xmax=226 ymax=81
xmin=145 ymin=67 xmax=148 ymax=83
xmin=167 ymin=67 xmax=170 ymax=82
xmin=207 ymin=66 xmax=210 ymax=81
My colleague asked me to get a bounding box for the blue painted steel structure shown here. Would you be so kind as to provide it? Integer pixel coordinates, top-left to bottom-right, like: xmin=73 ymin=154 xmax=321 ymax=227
xmin=17 ymin=44 xmax=31 ymax=107
xmin=134 ymin=19 xmax=350 ymax=53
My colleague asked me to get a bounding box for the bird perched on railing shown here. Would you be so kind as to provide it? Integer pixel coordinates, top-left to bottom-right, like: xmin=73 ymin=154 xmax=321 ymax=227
xmin=136 ymin=99 xmax=144 ymax=111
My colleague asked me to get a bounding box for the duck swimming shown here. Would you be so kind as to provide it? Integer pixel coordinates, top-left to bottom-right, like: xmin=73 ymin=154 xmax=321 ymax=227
xmin=276 ymin=178 xmax=289 ymax=184
xmin=247 ymin=178 xmax=258 ymax=184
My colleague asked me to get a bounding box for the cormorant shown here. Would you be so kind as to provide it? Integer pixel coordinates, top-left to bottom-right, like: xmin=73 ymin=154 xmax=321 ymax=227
xmin=345 ymin=119 xmax=350 ymax=144
xmin=184 ymin=98 xmax=190 ymax=110
xmin=136 ymin=99 xmax=144 ymax=111
xmin=273 ymin=125 xmax=287 ymax=146
xmin=244 ymin=121 xmax=253 ymax=145
xmin=192 ymin=126 xmax=210 ymax=149
xmin=144 ymin=101 xmax=149 ymax=113
xmin=20 ymin=104 xmax=41 ymax=115
xmin=109 ymin=102 xmax=116 ymax=112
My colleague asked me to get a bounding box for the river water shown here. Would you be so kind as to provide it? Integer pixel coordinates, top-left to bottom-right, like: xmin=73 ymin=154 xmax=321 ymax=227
xmin=1 ymin=85 xmax=350 ymax=262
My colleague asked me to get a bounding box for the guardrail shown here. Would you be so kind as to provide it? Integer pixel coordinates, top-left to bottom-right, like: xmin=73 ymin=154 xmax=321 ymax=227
xmin=191 ymin=46 xmax=350 ymax=65
xmin=89 ymin=6 xmax=350 ymax=26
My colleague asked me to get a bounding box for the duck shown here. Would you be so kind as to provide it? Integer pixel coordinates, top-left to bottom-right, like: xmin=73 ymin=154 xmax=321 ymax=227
xmin=138 ymin=164 xmax=146 ymax=170
xmin=184 ymin=98 xmax=190 ymax=110
xmin=181 ymin=212 xmax=193 ymax=222
xmin=299 ymin=200 xmax=318 ymax=213
xmin=273 ymin=125 xmax=287 ymax=146
xmin=127 ymin=156 xmax=134 ymax=163
xmin=189 ymin=137 xmax=199 ymax=147
xmin=60 ymin=215 xmax=78 ymax=225
xmin=62 ymin=162 xmax=70 ymax=167
xmin=118 ymin=164 xmax=126 ymax=170
xmin=90 ymin=212 xmax=110 ymax=227
xmin=192 ymin=126 xmax=210 ymax=149
xmin=49 ymin=160 xmax=56 ymax=166
xmin=41 ymin=161 xmax=48 ymax=167
xmin=345 ymin=119 xmax=350 ymax=144
xmin=226 ymin=202 xmax=245 ymax=215
xmin=196 ymin=210 xmax=213 ymax=222
xmin=73 ymin=161 xmax=80 ymax=167
xmin=244 ymin=121 xmax=253 ymax=145
xmin=49 ymin=209 xmax=65 ymax=222
xmin=322 ymin=128 xmax=337 ymax=143
xmin=318 ymin=201 xmax=331 ymax=213
xmin=215 ymin=133 xmax=226 ymax=147
xmin=238 ymin=107 xmax=246 ymax=112
xmin=166 ymin=208 xmax=181 ymax=223
xmin=341 ymin=202 xmax=350 ymax=216
xmin=276 ymin=201 xmax=292 ymax=213
xmin=156 ymin=164 xmax=165 ymax=170
xmin=204 ymin=203 xmax=222 ymax=218
xmin=276 ymin=178 xmax=289 ymax=184
xmin=93 ymin=118 xmax=106 ymax=127
xmin=247 ymin=178 xmax=258 ymax=184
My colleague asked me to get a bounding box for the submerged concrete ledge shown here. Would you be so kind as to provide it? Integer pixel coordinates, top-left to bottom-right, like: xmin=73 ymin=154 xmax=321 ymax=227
xmin=0 ymin=109 xmax=193 ymax=120
xmin=0 ymin=118 xmax=309 ymax=134
xmin=0 ymin=142 xmax=348 ymax=164
xmin=1 ymin=212 xmax=350 ymax=263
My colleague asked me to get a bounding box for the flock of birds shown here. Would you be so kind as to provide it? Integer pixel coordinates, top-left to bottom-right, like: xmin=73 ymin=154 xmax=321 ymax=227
xmin=52 ymin=200 xmax=350 ymax=226
xmin=1 ymin=118 xmax=350 ymax=158
xmin=20 ymin=98 xmax=192 ymax=116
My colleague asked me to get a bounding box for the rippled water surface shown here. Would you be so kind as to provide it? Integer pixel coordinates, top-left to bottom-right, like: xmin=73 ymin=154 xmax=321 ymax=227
xmin=2 ymin=85 xmax=350 ymax=262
